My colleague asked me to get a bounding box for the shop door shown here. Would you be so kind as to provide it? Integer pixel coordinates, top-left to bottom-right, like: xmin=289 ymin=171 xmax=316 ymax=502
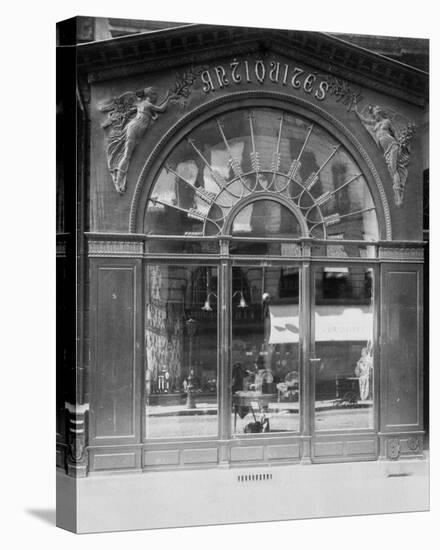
xmin=230 ymin=264 xmax=303 ymax=437
xmin=310 ymin=265 xmax=377 ymax=443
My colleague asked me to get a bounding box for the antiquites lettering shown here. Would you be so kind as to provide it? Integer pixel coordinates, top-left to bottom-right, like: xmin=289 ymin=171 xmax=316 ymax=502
xmin=100 ymin=66 xmax=201 ymax=194
xmin=355 ymin=101 xmax=416 ymax=207
xmin=200 ymin=59 xmax=351 ymax=105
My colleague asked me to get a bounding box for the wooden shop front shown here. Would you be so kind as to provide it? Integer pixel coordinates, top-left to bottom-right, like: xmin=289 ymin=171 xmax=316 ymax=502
xmin=56 ymin=22 xmax=428 ymax=480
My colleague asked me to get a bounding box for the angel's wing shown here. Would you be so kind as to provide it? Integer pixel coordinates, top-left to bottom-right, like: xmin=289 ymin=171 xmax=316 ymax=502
xmin=100 ymin=91 xmax=140 ymax=131
xmin=381 ymin=108 xmax=416 ymax=141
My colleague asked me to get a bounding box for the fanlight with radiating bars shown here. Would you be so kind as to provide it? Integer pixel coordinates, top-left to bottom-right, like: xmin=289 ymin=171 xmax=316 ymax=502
xmin=144 ymin=108 xmax=379 ymax=241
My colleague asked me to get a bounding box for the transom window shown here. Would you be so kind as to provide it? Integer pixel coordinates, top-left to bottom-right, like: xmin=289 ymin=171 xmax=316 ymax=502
xmin=144 ymin=107 xmax=379 ymax=241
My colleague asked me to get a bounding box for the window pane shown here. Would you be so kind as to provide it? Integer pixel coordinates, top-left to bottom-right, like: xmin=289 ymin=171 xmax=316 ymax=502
xmin=144 ymin=107 xmax=379 ymax=241
xmin=231 ymin=266 xmax=300 ymax=435
xmin=145 ymin=239 xmax=219 ymax=254
xmin=314 ymin=267 xmax=374 ymax=430
xmin=229 ymin=241 xmax=302 ymax=256
xmin=231 ymin=200 xmax=302 ymax=238
xmin=145 ymin=265 xmax=218 ymax=439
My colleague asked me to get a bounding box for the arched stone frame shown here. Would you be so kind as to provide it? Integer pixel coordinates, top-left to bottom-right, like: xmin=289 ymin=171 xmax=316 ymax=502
xmin=129 ymin=91 xmax=392 ymax=241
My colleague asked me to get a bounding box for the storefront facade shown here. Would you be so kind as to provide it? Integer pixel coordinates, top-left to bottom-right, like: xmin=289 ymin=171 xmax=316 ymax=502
xmin=56 ymin=20 xmax=428 ymax=530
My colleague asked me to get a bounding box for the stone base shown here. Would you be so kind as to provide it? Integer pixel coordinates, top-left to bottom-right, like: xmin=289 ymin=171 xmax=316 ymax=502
xmin=56 ymin=455 xmax=429 ymax=534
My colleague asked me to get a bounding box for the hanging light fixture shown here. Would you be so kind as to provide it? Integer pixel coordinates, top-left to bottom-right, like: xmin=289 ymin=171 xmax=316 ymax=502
xmin=232 ymin=268 xmax=248 ymax=309
xmin=202 ymin=292 xmax=217 ymax=311
xmin=201 ymin=267 xmax=217 ymax=311
xmin=232 ymin=290 xmax=248 ymax=308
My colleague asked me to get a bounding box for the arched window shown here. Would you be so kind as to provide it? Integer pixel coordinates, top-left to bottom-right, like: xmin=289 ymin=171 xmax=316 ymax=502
xmin=231 ymin=200 xmax=302 ymax=238
xmin=143 ymin=107 xmax=379 ymax=242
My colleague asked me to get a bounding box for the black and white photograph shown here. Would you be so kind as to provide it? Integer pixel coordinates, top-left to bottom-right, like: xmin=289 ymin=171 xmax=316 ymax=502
xmin=55 ymin=12 xmax=430 ymax=533
xmin=2 ymin=1 xmax=437 ymax=546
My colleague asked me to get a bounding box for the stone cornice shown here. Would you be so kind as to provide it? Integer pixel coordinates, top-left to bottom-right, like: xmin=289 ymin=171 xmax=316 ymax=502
xmin=76 ymin=25 xmax=428 ymax=106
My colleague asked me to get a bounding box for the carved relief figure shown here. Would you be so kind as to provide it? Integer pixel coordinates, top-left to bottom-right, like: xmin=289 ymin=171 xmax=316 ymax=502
xmin=101 ymin=66 xmax=202 ymax=194
xmin=101 ymin=87 xmax=178 ymax=193
xmin=354 ymin=102 xmax=416 ymax=206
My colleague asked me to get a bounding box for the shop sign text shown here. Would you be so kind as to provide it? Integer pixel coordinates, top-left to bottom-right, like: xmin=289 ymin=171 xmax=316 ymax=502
xmin=200 ymin=59 xmax=364 ymax=111
xmin=201 ymin=59 xmax=329 ymax=100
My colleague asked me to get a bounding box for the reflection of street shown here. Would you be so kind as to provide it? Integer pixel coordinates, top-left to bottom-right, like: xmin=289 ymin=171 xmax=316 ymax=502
xmin=315 ymin=404 xmax=374 ymax=430
xmin=233 ymin=408 xmax=299 ymax=434
xmin=146 ymin=405 xmax=218 ymax=438
xmin=146 ymin=399 xmax=374 ymax=437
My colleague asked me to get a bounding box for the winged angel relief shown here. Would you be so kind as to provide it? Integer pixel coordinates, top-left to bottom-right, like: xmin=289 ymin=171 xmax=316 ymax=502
xmin=100 ymin=68 xmax=201 ymax=193
xmin=354 ymin=101 xmax=416 ymax=206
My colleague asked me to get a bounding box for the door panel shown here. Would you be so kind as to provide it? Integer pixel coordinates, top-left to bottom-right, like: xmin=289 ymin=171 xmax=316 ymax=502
xmin=311 ymin=266 xmax=376 ymax=432
xmin=230 ymin=265 xmax=301 ymax=436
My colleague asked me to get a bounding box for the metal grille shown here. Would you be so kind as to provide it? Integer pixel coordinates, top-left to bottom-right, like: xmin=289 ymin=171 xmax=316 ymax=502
xmin=237 ymin=473 xmax=273 ymax=483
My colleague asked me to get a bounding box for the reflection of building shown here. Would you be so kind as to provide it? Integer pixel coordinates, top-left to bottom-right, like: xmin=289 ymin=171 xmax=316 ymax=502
xmin=57 ymin=18 xmax=429 ymax=532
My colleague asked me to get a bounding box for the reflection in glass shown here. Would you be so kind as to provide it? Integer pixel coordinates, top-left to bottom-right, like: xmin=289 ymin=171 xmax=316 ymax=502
xmin=145 ymin=265 xmax=218 ymax=439
xmin=231 ymin=266 xmax=300 ymax=435
xmin=314 ymin=267 xmax=374 ymax=430
xmin=229 ymin=241 xmax=302 ymax=257
xmin=231 ymin=200 xmax=302 ymax=238
xmin=144 ymin=107 xmax=379 ymax=241
xmin=145 ymin=239 xmax=219 ymax=254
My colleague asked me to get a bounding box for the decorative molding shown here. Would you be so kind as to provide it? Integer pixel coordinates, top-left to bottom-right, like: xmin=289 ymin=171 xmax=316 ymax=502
xmin=65 ymin=402 xmax=89 ymax=477
xmin=407 ymin=436 xmax=420 ymax=451
xmin=269 ymin=39 xmax=427 ymax=107
xmin=388 ymin=438 xmax=400 ymax=459
xmin=88 ymin=240 xmax=144 ymax=258
xmin=77 ymin=26 xmax=428 ymax=106
xmin=379 ymin=246 xmax=424 ymax=261
xmin=56 ymin=241 xmax=67 ymax=258
xmin=129 ymin=91 xmax=392 ymax=241
xmin=65 ymin=402 xmax=90 ymax=414
xmin=379 ymin=432 xmax=425 ymax=461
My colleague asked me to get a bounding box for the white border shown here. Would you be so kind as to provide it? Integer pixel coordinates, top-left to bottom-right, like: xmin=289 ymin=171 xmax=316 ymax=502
xmin=1 ymin=1 xmax=437 ymax=548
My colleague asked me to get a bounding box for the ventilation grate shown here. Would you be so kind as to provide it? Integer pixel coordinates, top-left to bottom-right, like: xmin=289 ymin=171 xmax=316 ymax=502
xmin=237 ymin=473 xmax=273 ymax=483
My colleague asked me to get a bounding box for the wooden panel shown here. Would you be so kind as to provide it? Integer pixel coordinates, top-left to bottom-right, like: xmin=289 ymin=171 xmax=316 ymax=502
xmin=314 ymin=441 xmax=344 ymax=457
xmin=381 ymin=265 xmax=423 ymax=430
xmin=230 ymin=446 xmax=264 ymax=462
xmin=267 ymin=444 xmax=300 ymax=460
xmin=182 ymin=448 xmax=218 ymax=464
xmin=144 ymin=450 xmax=180 ymax=466
xmin=313 ymin=436 xmax=377 ymax=462
xmin=90 ymin=260 xmax=141 ymax=445
xmin=93 ymin=452 xmax=138 ymax=471
xmin=345 ymin=439 xmax=376 ymax=456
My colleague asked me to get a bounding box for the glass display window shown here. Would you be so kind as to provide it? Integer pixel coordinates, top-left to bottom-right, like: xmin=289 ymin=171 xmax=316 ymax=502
xmin=140 ymin=104 xmax=382 ymax=455
xmin=231 ymin=266 xmax=301 ymax=436
xmin=313 ymin=266 xmax=375 ymax=431
xmin=145 ymin=264 xmax=218 ymax=439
